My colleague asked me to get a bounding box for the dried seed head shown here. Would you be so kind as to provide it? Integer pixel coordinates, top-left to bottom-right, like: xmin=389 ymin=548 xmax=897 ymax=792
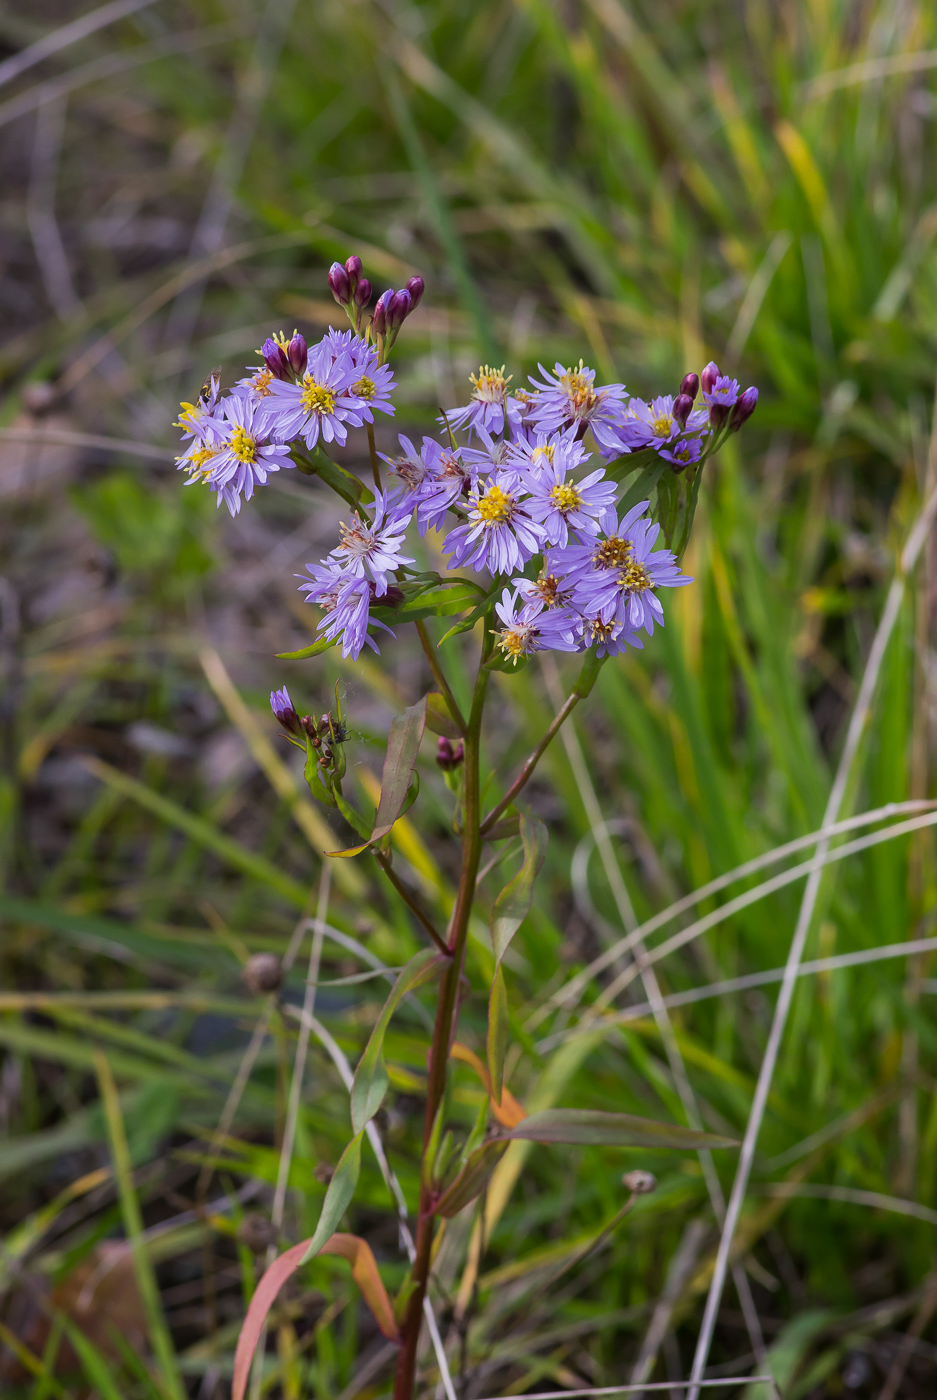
xmin=241 ymin=953 xmax=283 ymax=995
xmin=622 ymin=1169 xmax=657 ymax=1195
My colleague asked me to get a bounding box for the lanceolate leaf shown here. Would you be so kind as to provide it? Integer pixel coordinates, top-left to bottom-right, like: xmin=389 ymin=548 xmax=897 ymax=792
xmin=276 ymin=634 xmax=337 ymax=661
xmin=486 ymin=966 xmax=510 ymax=1107
xmin=351 ymin=949 xmax=445 ymax=1135
xmin=425 ymin=691 xmax=463 ymax=740
xmin=499 ymin=1108 xmax=738 ymax=1149
xmin=231 ymin=1219 xmax=395 ymax=1400
xmin=301 ymin=1131 xmax=364 ymax=1260
xmin=617 ymin=459 xmax=665 ymax=513
xmin=434 ymin=1140 xmax=509 ymax=1218
xmin=372 ymin=580 xmax=484 ymax=623
xmin=293 ymin=444 xmax=373 ymax=509
xmin=318 ymin=1234 xmax=400 ymax=1341
xmin=490 ymin=812 xmax=548 ymax=969
xmin=331 ymin=696 xmax=427 ymax=857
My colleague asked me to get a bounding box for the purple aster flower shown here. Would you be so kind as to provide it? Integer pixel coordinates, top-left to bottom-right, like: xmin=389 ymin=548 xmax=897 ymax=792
xmin=298 ymin=564 xmax=394 ymax=661
xmin=202 ymin=395 xmax=293 ymax=516
xmin=658 ymin=435 xmax=703 ymax=470
xmin=493 ymin=588 xmax=578 ymax=664
xmin=262 ymin=341 xmax=361 ymax=449
xmin=520 ymin=452 xmax=617 ymax=546
xmin=702 ymin=373 xmax=740 ymax=409
xmin=270 ymin=686 xmax=302 ymax=736
xmin=507 ymin=428 xmax=589 ymax=477
xmin=528 ymin=360 xmax=627 ymax=437
xmin=324 ymin=491 xmax=414 ymax=596
xmin=444 ymin=365 xmax=523 ymax=438
xmin=321 ymin=332 xmax=396 ymax=421
xmin=550 ymin=501 xmax=653 ymax=587
xmin=574 ymin=511 xmax=692 ymax=638
xmin=416 ymin=446 xmax=479 ymax=534
xmin=512 ymin=564 xmax=577 ymax=618
xmin=577 ymin=611 xmax=645 ymax=658
xmin=442 ymin=470 xmax=543 ymax=576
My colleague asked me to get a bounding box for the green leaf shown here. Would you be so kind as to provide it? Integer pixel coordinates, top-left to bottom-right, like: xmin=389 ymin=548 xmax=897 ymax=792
xmin=439 ymin=589 xmax=498 ymax=645
xmin=425 ymin=691 xmax=463 ymax=740
xmin=350 ymin=948 xmax=445 ymax=1134
xmin=276 ymin=633 xmax=337 ymax=661
xmin=372 ymin=580 xmax=485 ymax=624
xmin=300 ymin=1131 xmax=364 ymax=1261
xmin=500 ymin=1108 xmax=738 ymax=1149
xmin=332 ymin=696 xmax=427 ymax=856
xmin=490 ymin=812 xmax=548 ymax=969
xmin=617 ymin=458 xmax=666 ymax=515
xmin=435 ymin=1140 xmax=509 ymax=1218
xmin=487 ymin=966 xmax=510 ymax=1107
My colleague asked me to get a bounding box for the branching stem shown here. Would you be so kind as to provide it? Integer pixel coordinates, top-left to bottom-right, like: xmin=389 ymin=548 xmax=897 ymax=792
xmin=374 ymin=851 xmax=451 ymax=957
xmin=415 ymin=619 xmax=467 ymax=734
xmin=480 ymin=691 xmax=581 ymax=835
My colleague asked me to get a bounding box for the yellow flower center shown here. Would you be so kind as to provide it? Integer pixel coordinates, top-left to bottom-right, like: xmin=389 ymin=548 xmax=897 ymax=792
xmin=301 ymin=376 xmax=336 ymax=415
xmin=476 ymin=484 xmax=514 ymax=524
xmin=180 ymin=443 xmax=219 ymax=479
xmin=560 ymin=360 xmax=599 ymax=416
xmin=590 ymin=618 xmax=615 ymax=644
xmin=353 ymin=375 xmax=375 ymax=400
xmin=251 ymin=369 xmax=274 ymax=397
xmin=651 ymin=413 xmax=672 ymax=437
xmin=496 ymin=626 xmax=532 ymax=662
xmin=550 ymin=482 xmax=582 ymax=513
xmin=620 ymin=560 xmax=652 ymax=592
xmin=593 ymin=535 xmax=632 ymax=569
xmin=531 ymin=444 xmax=555 ymax=466
xmin=470 ymin=364 xmax=512 ymax=404
xmin=229 ymin=425 xmax=258 ymax=463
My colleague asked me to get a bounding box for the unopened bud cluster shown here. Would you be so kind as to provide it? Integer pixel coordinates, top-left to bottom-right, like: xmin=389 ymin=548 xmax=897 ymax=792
xmin=330 ymin=252 xmax=424 ymax=351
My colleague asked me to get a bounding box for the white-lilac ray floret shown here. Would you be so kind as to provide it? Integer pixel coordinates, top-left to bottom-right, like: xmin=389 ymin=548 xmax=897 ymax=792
xmin=493 ymin=589 xmax=578 ymax=664
xmin=200 ymin=395 xmax=293 ymax=516
xmin=325 ymin=491 xmax=414 ymax=595
xmin=521 ymin=454 xmax=617 ymax=546
xmin=528 ymin=360 xmax=626 ymax=435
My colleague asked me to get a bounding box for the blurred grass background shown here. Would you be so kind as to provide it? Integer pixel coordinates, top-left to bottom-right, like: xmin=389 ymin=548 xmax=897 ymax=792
xmin=3 ymin=0 xmax=937 ymax=1396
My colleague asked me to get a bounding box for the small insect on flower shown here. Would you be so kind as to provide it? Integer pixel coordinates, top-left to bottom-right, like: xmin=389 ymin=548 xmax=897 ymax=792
xmin=443 ymin=471 xmax=543 ymax=576
xmin=446 ymin=364 xmax=523 ymax=438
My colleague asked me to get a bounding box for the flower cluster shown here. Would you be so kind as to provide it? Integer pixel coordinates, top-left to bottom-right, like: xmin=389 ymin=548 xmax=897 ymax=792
xmin=176 ymin=257 xmax=758 ymax=665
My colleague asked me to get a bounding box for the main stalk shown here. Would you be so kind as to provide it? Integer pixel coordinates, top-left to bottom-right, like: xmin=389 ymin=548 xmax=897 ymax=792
xmin=393 ymin=629 xmax=492 ymax=1400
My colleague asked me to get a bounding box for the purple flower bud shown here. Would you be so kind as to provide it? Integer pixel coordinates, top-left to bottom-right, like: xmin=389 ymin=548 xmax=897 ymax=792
xmin=709 ymin=403 xmax=730 ymax=430
xmin=261 ymin=338 xmax=291 ymax=381
xmin=353 ymin=277 xmax=372 ymax=309
xmin=700 ymin=361 xmax=720 ymax=397
xmin=680 ymin=372 xmax=699 ymax=400
xmin=436 ymin=736 xmax=464 ymax=771
xmin=729 ymin=385 xmax=759 ymax=432
xmin=371 ymin=289 xmax=393 ymax=336
xmin=405 ymin=275 xmax=425 ymax=310
xmin=387 ymin=289 xmax=412 ymax=332
xmin=287 ymin=332 xmax=307 ymax=376
xmin=328 ymin=261 xmax=352 ymax=306
xmin=270 ymin=686 xmax=302 ymax=736
xmin=345 ymin=254 xmax=362 ymax=290
xmin=673 ymin=393 xmax=694 ymax=429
